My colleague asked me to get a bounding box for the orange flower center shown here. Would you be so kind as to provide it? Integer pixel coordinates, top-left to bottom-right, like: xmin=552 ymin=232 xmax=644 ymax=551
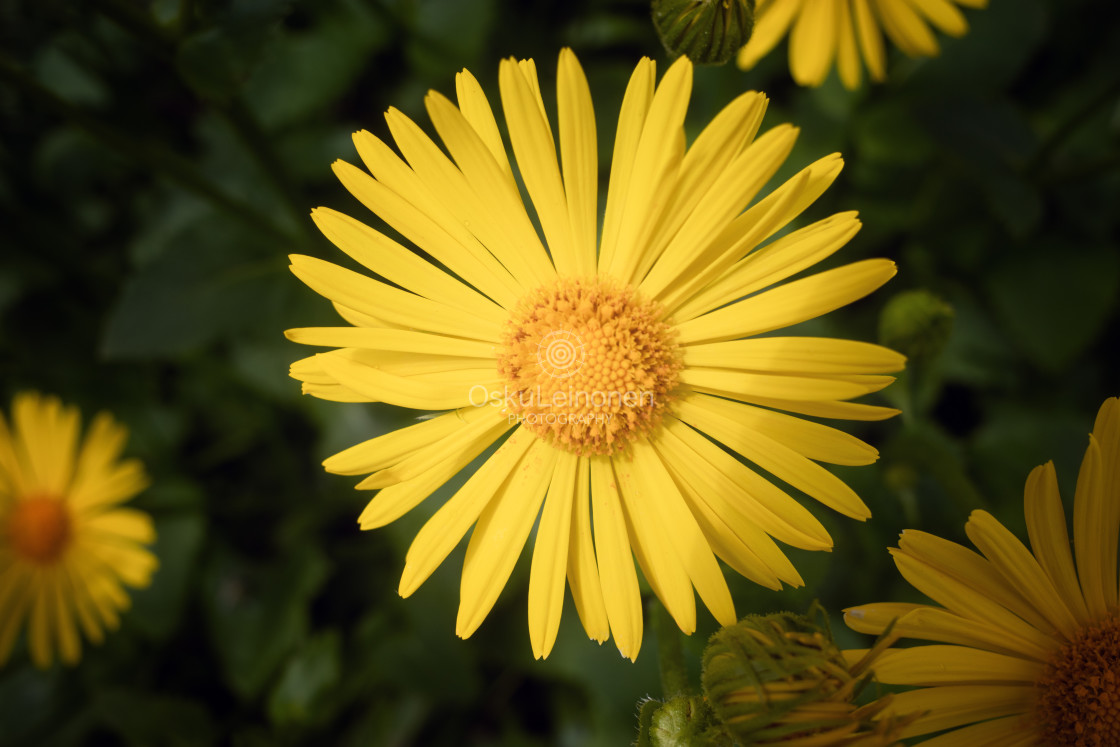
xmin=1035 ymin=613 xmax=1120 ymax=747
xmin=496 ymin=278 xmax=681 ymax=457
xmin=4 ymin=495 xmax=73 ymax=564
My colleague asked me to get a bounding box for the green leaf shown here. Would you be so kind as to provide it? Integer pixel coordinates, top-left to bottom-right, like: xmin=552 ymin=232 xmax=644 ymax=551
xmin=128 ymin=510 xmax=206 ymax=641
xmin=90 ymin=690 xmax=215 ymax=747
xmin=987 ymin=241 xmax=1120 ymax=373
xmin=203 ymin=544 xmax=330 ymax=700
xmin=267 ymin=630 xmax=341 ymax=727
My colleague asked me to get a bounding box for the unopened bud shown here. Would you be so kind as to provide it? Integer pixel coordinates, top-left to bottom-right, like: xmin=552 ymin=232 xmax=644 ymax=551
xmin=878 ymin=289 xmax=954 ymax=363
xmin=652 ymin=0 xmax=755 ymax=66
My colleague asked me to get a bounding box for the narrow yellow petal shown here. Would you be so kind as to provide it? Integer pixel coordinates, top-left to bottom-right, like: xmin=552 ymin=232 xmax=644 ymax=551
xmin=1023 ymin=462 xmax=1090 ymax=623
xmin=965 ymin=510 xmax=1079 ymax=639
xmin=661 ymin=416 xmax=833 ymax=551
xmin=915 ymin=715 xmax=1037 ymax=747
xmin=644 ymin=91 xmax=768 ymax=284
xmin=317 ymin=350 xmax=499 ymax=411
xmin=289 ymin=254 xmax=502 ymax=342
xmin=898 ymin=529 xmax=1054 ymax=634
xmin=1090 ymin=397 xmax=1119 ymax=606
xmin=911 ymin=0 xmax=969 ymax=36
xmin=590 ymin=457 xmax=643 ymax=660
xmin=285 ymin=327 xmax=498 ymax=359
xmin=598 ymin=58 xmax=656 ymax=276
xmin=677 ymin=394 xmax=871 ymax=519
xmin=424 ymin=91 xmax=556 ymax=287
xmin=0 ymin=565 xmax=33 ymax=666
xmin=603 ymin=56 xmax=691 ymax=284
xmin=325 ymin=408 xmax=485 ymax=476
xmin=871 ymin=645 xmax=1043 ymax=686
xmin=498 ymin=57 xmax=577 ymax=275
xmin=28 ymin=573 xmax=53 ymax=667
xmin=457 ymin=440 xmax=557 ymax=639
xmin=14 ymin=393 xmax=80 ymax=497
xmin=328 ymin=163 xmax=519 ymax=311
xmin=735 ymin=397 xmax=900 ymax=421
xmin=852 ymin=0 xmax=886 ymax=80
xmin=529 ymin=451 xmax=578 ymax=659
xmin=567 ymin=457 xmax=609 ymax=643
xmin=737 ymin=0 xmax=801 ymax=70
xmin=556 ymin=49 xmax=598 ymax=276
xmin=614 ymin=455 xmax=696 ymax=634
xmin=356 ymin=407 xmax=509 ymax=490
xmin=351 ymin=130 xmax=523 ymax=308
xmin=399 ymin=427 xmax=536 ymax=597
xmin=331 ymin=300 xmax=398 ymax=329
xmin=632 ymin=441 xmax=737 ymax=626
xmin=790 ymin=0 xmax=839 ymax=87
xmin=674 ymin=259 xmax=897 ymax=345
xmin=679 ymin=367 xmax=886 ymax=408
xmin=682 ymin=337 xmax=905 ymax=374
xmin=1073 ymin=435 xmax=1110 ymax=618
xmin=835 ymin=0 xmax=863 ymax=89
xmin=357 ymin=414 xmax=513 ymax=529
xmin=454 ymin=68 xmax=512 ymax=178
xmin=885 ymin=685 xmax=1034 ymax=738
xmin=84 ymin=509 xmax=156 ymax=545
xmin=48 ymin=571 xmax=81 ymax=665
xmin=874 ymin=0 xmax=940 ymax=57
xmin=889 ymin=549 xmax=1056 ymax=653
xmin=844 ymin=602 xmax=1052 ymax=661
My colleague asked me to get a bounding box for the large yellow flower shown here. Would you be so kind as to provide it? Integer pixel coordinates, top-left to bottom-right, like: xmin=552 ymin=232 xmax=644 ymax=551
xmin=0 ymin=392 xmax=157 ymax=668
xmin=845 ymin=396 xmax=1120 ymax=745
xmin=287 ymin=49 xmax=902 ymax=660
xmin=737 ymin=0 xmax=988 ymax=89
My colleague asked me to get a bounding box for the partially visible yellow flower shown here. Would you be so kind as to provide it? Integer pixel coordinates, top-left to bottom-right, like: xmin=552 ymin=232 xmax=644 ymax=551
xmin=845 ymin=396 xmax=1120 ymax=745
xmin=737 ymin=0 xmax=988 ymax=89
xmin=0 ymin=393 xmax=157 ymax=668
xmin=288 ymin=49 xmax=902 ymax=661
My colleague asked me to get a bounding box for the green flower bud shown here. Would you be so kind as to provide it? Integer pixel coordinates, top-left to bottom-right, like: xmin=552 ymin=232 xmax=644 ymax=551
xmin=877 ymin=289 xmax=954 ymax=363
xmin=701 ymin=609 xmax=918 ymax=746
xmin=652 ymin=0 xmax=755 ymax=66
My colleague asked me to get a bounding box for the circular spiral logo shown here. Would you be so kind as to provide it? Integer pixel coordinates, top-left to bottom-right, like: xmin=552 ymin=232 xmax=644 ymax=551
xmin=537 ymin=330 xmax=586 ymax=379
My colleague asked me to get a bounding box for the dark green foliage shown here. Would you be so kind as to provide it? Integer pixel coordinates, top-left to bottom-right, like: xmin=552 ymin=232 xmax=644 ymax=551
xmin=0 ymin=0 xmax=1117 ymax=745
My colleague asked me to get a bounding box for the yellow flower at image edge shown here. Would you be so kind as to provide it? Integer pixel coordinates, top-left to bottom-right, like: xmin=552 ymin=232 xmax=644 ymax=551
xmin=738 ymin=0 xmax=988 ymax=89
xmin=287 ymin=49 xmax=903 ymax=660
xmin=0 ymin=393 xmax=157 ymax=668
xmin=845 ymin=396 xmax=1120 ymax=746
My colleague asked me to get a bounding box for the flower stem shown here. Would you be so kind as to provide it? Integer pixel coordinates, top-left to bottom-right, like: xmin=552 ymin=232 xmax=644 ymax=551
xmin=650 ymin=596 xmax=690 ymax=699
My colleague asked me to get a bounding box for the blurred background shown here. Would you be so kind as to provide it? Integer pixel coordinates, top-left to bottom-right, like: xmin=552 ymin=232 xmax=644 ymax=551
xmin=0 ymin=0 xmax=1117 ymax=744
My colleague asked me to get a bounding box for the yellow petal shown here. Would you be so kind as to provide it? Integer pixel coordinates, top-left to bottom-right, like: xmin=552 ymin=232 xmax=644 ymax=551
xmin=498 ymin=57 xmax=577 ymax=275
xmin=84 ymin=509 xmax=156 ymax=545
xmin=1090 ymin=397 xmax=1119 ymax=606
xmin=631 ymin=441 xmax=737 ymax=626
xmin=679 ymin=367 xmax=887 ymax=407
xmin=873 ymin=0 xmax=940 ymax=57
xmin=317 ymin=350 xmax=499 ymax=411
xmin=357 ymin=414 xmax=513 ymax=530
xmin=964 ymin=510 xmax=1079 ymax=639
xmin=1073 ymin=435 xmax=1110 ymax=618
xmin=852 ymin=0 xmax=886 ymax=80
xmin=566 ymin=457 xmax=609 ymax=643
xmin=556 ymin=49 xmax=598 ymax=276
xmin=399 ymin=427 xmax=536 ymax=597
xmin=14 ymin=393 xmax=80 ymax=498
xmin=457 ymin=439 xmax=557 ymax=638
xmin=325 ymin=408 xmax=484 ymax=476
xmin=1023 ymin=462 xmax=1090 ymax=623
xmin=835 ymin=0 xmax=863 ymax=89
xmin=871 ymin=644 xmax=1043 ymax=686
xmin=734 ymin=396 xmax=900 ymax=421
xmin=598 ymin=58 xmax=656 ymax=278
xmin=614 ymin=455 xmax=696 ymax=634
xmin=289 ymin=254 xmax=501 ymax=342
xmin=454 ymin=68 xmax=512 ymax=178
xmin=737 ymin=0 xmax=801 ymax=70
xmin=677 ymin=394 xmax=871 ymax=519
xmin=674 ymin=259 xmax=896 ymax=344
xmin=590 ymin=457 xmax=643 ymax=660
xmin=285 ymin=327 xmax=497 ymax=359
xmin=790 ymin=0 xmax=839 ymax=86
xmin=911 ymin=0 xmax=969 ymax=36
xmin=0 ymin=564 xmax=33 ymax=666
xmin=681 ymin=336 xmax=905 ymax=374
xmin=885 ymin=685 xmax=1034 ymax=738
xmin=915 ymin=715 xmax=1037 ymax=747
xmin=529 ymin=451 xmax=578 ymax=659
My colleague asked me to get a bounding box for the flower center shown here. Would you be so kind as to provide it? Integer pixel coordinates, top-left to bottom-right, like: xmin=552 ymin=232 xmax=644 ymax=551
xmin=4 ymin=495 xmax=73 ymax=564
xmin=1035 ymin=613 xmax=1120 ymax=747
xmin=497 ymin=278 xmax=681 ymax=457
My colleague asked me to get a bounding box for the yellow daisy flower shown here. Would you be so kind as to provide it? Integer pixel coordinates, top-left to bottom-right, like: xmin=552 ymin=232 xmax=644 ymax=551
xmin=0 ymin=392 xmax=157 ymax=669
xmin=287 ymin=49 xmax=902 ymax=661
xmin=845 ymin=396 xmax=1120 ymax=745
xmin=737 ymin=0 xmax=989 ymax=89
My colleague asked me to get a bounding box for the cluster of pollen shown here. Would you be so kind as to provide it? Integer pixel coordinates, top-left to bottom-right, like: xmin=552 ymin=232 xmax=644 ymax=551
xmin=1035 ymin=613 xmax=1120 ymax=746
xmin=497 ymin=278 xmax=681 ymax=457
xmin=4 ymin=495 xmax=73 ymax=564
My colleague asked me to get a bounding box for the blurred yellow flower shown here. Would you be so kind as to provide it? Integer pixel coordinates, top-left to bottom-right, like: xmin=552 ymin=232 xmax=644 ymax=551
xmin=0 ymin=392 xmax=157 ymax=669
xmin=288 ymin=49 xmax=901 ymax=660
xmin=738 ymin=0 xmax=988 ymax=89
xmin=846 ymin=396 xmax=1120 ymax=745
